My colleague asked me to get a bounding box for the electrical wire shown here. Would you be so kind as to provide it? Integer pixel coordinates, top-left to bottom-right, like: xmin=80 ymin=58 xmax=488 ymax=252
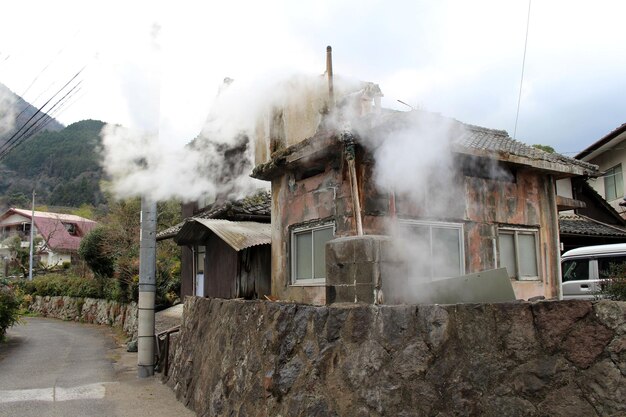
xmin=0 ymin=66 xmax=85 ymax=161
xmin=513 ymin=0 xmax=532 ymax=140
xmin=2 ymin=82 xmax=83 ymax=157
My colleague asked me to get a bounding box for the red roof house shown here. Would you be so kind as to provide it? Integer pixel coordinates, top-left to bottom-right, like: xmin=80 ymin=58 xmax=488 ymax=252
xmin=0 ymin=208 xmax=97 ymax=268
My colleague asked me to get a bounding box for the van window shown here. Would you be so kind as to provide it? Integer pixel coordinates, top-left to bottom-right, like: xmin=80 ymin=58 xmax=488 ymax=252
xmin=597 ymin=256 xmax=626 ymax=279
xmin=562 ymin=259 xmax=589 ymax=282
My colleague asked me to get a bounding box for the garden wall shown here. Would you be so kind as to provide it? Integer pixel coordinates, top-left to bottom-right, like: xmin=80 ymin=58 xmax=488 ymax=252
xmin=165 ymin=297 xmax=625 ymax=417
xmin=29 ymin=295 xmax=138 ymax=338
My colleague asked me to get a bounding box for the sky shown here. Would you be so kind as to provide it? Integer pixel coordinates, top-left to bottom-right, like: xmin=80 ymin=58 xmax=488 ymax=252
xmin=0 ymin=0 xmax=624 ymax=156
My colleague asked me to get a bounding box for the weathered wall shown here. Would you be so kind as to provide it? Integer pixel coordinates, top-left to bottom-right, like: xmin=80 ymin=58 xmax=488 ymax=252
xmin=462 ymin=169 xmax=560 ymax=299
xmin=29 ymin=295 xmax=138 ymax=338
xmin=165 ymin=297 xmax=626 ymax=417
xmin=271 ymin=142 xmax=562 ymax=304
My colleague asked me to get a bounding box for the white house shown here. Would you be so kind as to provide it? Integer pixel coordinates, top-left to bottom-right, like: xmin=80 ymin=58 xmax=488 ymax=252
xmin=0 ymin=208 xmax=97 ymax=270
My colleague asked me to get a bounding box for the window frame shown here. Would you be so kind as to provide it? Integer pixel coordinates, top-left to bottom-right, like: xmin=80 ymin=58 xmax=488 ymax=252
xmin=398 ymin=219 xmax=466 ymax=280
xmin=290 ymin=222 xmax=335 ymax=286
xmin=604 ymin=163 xmax=623 ymax=202
xmin=498 ymin=227 xmax=540 ymax=281
xmin=194 ymin=245 xmax=206 ymax=275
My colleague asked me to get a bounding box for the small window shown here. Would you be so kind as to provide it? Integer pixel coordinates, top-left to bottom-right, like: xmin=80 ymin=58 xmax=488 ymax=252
xmin=562 ymin=259 xmax=590 ymax=282
xmin=498 ymin=229 xmax=540 ymax=280
xmin=604 ymin=164 xmax=623 ymax=201
xmin=63 ymin=223 xmax=77 ymax=236
xmin=291 ymin=223 xmax=334 ymax=285
xmin=399 ymin=220 xmax=465 ymax=280
xmin=195 ymin=245 xmax=205 ymax=274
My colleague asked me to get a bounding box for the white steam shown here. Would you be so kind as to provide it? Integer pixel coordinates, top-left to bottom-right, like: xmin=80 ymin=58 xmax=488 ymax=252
xmin=358 ymin=111 xmax=461 ymax=214
xmin=0 ymin=85 xmax=16 ymax=141
xmin=100 ymin=72 xmax=342 ymax=202
xmin=355 ymin=112 xmax=479 ymax=303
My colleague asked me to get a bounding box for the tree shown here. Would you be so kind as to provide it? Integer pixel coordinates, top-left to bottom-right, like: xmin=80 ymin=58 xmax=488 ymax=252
xmin=78 ymin=227 xmax=116 ymax=278
xmin=2 ymin=235 xmax=42 ymax=278
xmin=532 ymin=144 xmax=555 ymax=154
xmin=77 ymin=197 xmax=182 ymax=304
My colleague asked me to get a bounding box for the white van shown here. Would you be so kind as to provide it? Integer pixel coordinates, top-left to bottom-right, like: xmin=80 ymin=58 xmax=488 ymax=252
xmin=560 ymin=243 xmax=626 ymax=300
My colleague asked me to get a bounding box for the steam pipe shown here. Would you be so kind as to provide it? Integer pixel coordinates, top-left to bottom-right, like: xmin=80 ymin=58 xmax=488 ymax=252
xmin=345 ymin=143 xmax=363 ymax=236
xmin=138 ymin=197 xmax=157 ymax=378
xmin=326 ymin=46 xmax=335 ymax=110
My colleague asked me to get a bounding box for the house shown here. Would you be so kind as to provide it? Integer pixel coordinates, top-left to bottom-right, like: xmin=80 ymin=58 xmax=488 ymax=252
xmin=0 ymin=208 xmax=97 ymax=271
xmin=250 ymin=90 xmax=598 ymax=304
xmin=157 ymin=192 xmax=271 ymax=299
xmin=557 ymin=177 xmax=626 ymax=252
xmin=574 ymin=123 xmax=626 ymax=217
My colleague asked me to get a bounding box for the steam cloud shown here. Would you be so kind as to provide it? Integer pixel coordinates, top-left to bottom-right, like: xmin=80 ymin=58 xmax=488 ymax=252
xmin=0 ymin=85 xmax=16 ymax=142
xmin=355 ymin=112 xmax=468 ymax=301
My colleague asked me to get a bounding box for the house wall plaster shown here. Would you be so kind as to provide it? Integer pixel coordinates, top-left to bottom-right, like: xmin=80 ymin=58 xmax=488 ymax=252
xmin=165 ymin=296 xmax=626 ymax=417
xmin=0 ymin=213 xmax=30 ymax=227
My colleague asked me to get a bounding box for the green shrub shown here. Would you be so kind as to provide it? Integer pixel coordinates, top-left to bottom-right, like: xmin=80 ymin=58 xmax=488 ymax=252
xmin=18 ymin=274 xmax=112 ymax=301
xmin=598 ymin=263 xmax=626 ymax=301
xmin=0 ymin=278 xmax=21 ymax=341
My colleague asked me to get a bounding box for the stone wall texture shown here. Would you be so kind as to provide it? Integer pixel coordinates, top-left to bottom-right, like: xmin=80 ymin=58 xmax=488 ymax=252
xmin=29 ymin=295 xmax=138 ymax=338
xmin=165 ymin=297 xmax=626 ymax=417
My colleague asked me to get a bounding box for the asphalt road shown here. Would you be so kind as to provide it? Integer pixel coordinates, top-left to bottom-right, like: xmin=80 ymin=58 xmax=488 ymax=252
xmin=0 ymin=317 xmax=195 ymax=417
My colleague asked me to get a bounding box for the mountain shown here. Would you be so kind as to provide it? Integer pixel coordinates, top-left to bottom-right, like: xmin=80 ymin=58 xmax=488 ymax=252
xmin=0 ymin=82 xmax=64 ymax=150
xmin=0 ymin=119 xmax=106 ymax=210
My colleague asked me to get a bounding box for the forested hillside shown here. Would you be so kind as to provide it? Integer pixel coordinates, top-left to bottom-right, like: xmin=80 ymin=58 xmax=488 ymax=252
xmin=0 ymin=119 xmax=106 ymax=210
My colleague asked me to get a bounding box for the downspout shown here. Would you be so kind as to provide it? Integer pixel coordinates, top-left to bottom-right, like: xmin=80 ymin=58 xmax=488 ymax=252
xmin=548 ymin=175 xmax=563 ymax=299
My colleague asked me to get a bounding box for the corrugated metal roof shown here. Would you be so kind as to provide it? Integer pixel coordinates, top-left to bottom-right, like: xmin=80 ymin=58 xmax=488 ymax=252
xmin=156 ymin=191 xmax=271 ymax=241
xmin=174 ymin=219 xmax=271 ymax=251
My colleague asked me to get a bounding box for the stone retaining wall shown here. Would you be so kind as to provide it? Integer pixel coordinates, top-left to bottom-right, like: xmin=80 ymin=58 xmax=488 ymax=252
xmin=29 ymin=295 xmax=138 ymax=338
xmin=165 ymin=297 xmax=625 ymax=417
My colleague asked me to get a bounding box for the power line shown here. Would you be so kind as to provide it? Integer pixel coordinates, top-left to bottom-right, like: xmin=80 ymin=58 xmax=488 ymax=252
xmin=0 ymin=66 xmax=85 ymax=161
xmin=513 ymin=0 xmax=532 ymax=140
xmin=0 ymin=84 xmax=80 ymax=160
xmin=2 ymin=82 xmax=83 ymax=157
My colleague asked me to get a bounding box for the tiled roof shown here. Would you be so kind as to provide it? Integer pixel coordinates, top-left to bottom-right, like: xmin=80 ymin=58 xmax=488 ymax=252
xmin=361 ymin=110 xmax=598 ymax=176
xmin=559 ymin=214 xmax=626 ymax=237
xmin=459 ymin=124 xmax=598 ymax=172
xmin=156 ymin=191 xmax=271 ymax=240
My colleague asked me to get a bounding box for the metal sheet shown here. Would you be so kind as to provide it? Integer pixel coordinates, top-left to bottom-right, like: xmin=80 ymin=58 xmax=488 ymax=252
xmin=175 ymin=219 xmax=270 ymax=252
xmin=414 ymin=268 xmax=517 ymax=304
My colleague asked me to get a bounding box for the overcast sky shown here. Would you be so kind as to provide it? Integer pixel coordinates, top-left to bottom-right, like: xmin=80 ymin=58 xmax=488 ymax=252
xmin=1 ymin=0 xmax=624 ymax=156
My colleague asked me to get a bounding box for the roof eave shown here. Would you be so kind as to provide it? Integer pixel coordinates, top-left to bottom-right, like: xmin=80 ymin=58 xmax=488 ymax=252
xmin=576 ymin=123 xmax=626 ymax=160
xmin=456 ymin=147 xmax=599 ymax=178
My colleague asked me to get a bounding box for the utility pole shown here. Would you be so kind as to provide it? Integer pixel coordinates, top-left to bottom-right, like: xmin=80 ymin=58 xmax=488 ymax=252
xmin=137 ymin=196 xmax=157 ymax=378
xmin=28 ymin=189 xmax=35 ymax=281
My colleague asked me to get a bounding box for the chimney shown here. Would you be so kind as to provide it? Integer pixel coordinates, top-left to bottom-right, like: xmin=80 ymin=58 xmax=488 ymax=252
xmin=326 ymin=46 xmax=335 ymax=110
